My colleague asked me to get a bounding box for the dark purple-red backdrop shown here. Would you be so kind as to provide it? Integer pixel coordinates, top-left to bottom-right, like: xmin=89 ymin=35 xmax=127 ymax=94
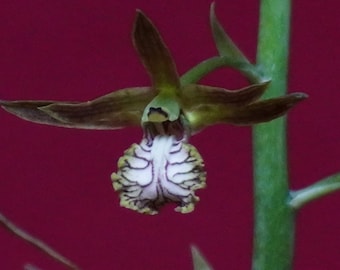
xmin=0 ymin=1 xmax=339 ymax=269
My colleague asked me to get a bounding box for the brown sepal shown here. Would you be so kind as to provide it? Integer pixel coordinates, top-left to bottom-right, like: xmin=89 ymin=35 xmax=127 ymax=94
xmin=133 ymin=11 xmax=180 ymax=91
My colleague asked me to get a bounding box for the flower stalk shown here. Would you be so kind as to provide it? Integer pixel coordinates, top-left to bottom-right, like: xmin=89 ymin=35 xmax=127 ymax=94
xmin=252 ymin=0 xmax=295 ymax=269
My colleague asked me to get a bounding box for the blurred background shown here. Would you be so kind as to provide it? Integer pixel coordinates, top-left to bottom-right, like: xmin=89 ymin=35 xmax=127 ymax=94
xmin=0 ymin=0 xmax=339 ymax=269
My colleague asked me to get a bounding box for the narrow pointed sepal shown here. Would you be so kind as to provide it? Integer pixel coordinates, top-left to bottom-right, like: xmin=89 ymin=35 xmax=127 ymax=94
xmin=111 ymin=135 xmax=206 ymax=214
xmin=1 ymin=87 xmax=155 ymax=129
xmin=186 ymin=92 xmax=308 ymax=132
xmin=0 ymin=100 xmax=66 ymax=126
xmin=133 ymin=11 xmax=180 ymax=93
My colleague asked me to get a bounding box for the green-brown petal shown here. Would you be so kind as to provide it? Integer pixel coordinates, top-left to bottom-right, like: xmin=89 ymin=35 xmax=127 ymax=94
xmin=185 ymin=92 xmax=308 ymax=133
xmin=181 ymin=81 xmax=269 ymax=108
xmin=0 ymin=87 xmax=155 ymax=129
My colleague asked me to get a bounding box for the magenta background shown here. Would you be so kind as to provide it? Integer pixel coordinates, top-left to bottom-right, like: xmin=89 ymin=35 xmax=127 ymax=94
xmin=0 ymin=1 xmax=339 ymax=269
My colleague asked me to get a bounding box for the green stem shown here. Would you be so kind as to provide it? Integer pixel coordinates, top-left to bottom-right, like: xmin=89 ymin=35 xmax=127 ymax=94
xmin=252 ymin=1 xmax=294 ymax=270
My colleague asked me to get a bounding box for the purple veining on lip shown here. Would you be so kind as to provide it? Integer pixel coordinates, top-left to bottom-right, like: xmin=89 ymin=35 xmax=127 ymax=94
xmin=111 ymin=135 xmax=206 ymax=214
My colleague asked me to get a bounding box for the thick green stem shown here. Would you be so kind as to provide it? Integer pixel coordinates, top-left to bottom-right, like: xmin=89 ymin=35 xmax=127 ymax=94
xmin=252 ymin=1 xmax=295 ymax=270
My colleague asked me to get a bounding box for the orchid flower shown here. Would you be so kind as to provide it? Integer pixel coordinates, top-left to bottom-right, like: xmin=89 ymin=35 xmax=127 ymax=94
xmin=0 ymin=10 xmax=307 ymax=215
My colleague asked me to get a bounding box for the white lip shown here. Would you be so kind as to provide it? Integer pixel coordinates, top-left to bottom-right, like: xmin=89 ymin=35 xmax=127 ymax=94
xmin=112 ymin=135 xmax=206 ymax=214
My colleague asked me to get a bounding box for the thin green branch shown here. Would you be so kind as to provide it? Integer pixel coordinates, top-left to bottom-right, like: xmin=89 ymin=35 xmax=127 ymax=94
xmin=289 ymin=173 xmax=340 ymax=209
xmin=0 ymin=211 xmax=79 ymax=270
xmin=180 ymin=56 xmax=265 ymax=86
